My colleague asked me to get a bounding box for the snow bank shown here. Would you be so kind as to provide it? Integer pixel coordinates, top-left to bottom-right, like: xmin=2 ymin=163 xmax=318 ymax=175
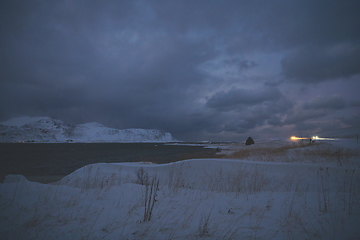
xmin=1 ymin=156 xmax=359 ymax=239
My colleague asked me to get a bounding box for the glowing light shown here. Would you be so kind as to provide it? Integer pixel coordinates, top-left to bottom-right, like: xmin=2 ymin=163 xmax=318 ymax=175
xmin=290 ymin=136 xmax=308 ymax=140
xmin=291 ymin=135 xmax=337 ymax=141
xmin=312 ymin=136 xmax=337 ymax=141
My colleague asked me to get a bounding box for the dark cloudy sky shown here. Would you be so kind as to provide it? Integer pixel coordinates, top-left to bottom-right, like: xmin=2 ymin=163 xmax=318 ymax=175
xmin=1 ymin=0 xmax=359 ymax=141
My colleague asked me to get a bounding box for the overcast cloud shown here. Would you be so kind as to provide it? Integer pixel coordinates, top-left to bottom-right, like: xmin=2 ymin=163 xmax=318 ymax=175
xmin=1 ymin=0 xmax=359 ymax=141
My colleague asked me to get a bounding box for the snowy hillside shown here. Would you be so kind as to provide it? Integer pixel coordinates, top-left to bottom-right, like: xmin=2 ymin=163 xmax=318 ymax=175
xmin=0 ymin=116 xmax=177 ymax=143
xmin=0 ymin=139 xmax=359 ymax=239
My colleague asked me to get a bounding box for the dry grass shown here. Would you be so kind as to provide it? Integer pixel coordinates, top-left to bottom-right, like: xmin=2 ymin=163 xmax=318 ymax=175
xmin=227 ymin=140 xmax=314 ymax=159
xmin=203 ymin=164 xmax=269 ymax=195
xmin=225 ymin=141 xmax=360 ymax=166
xmin=300 ymin=146 xmax=360 ymax=166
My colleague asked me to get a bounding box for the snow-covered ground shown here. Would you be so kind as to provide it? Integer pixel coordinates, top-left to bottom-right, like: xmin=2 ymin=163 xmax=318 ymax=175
xmin=1 ymin=139 xmax=360 ymax=239
xmin=0 ymin=116 xmax=177 ymax=143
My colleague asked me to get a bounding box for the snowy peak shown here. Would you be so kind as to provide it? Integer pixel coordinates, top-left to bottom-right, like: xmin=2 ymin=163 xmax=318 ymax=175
xmin=24 ymin=117 xmax=65 ymax=130
xmin=78 ymin=122 xmax=106 ymax=128
xmin=0 ymin=117 xmax=177 ymax=143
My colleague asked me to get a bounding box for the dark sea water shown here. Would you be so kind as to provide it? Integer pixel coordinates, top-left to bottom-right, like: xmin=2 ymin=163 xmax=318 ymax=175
xmin=0 ymin=143 xmax=221 ymax=182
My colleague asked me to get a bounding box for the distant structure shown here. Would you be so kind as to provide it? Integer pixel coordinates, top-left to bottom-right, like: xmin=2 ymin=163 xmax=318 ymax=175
xmin=245 ymin=137 xmax=254 ymax=145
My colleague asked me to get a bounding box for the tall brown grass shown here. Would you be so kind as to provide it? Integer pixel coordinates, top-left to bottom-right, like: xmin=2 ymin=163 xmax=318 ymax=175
xmin=225 ymin=141 xmax=360 ymax=166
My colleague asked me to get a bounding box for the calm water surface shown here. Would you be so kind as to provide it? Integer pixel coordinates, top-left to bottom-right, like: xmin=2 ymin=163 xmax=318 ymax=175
xmin=0 ymin=143 xmax=221 ymax=180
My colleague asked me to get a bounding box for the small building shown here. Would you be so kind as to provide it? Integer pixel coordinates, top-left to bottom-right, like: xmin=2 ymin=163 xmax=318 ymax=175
xmin=245 ymin=137 xmax=254 ymax=145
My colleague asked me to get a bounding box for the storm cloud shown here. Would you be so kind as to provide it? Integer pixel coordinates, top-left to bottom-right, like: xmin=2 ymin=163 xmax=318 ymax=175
xmin=303 ymin=95 xmax=347 ymax=110
xmin=0 ymin=0 xmax=359 ymax=141
xmin=281 ymin=45 xmax=360 ymax=83
xmin=206 ymin=87 xmax=282 ymax=111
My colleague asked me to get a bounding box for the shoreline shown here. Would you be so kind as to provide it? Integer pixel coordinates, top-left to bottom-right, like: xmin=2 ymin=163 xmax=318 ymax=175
xmin=25 ymin=175 xmax=65 ymax=184
xmin=1 ymin=175 xmax=65 ymax=184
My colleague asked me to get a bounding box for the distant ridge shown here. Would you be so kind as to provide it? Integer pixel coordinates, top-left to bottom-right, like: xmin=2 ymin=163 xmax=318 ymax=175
xmin=0 ymin=116 xmax=178 ymax=143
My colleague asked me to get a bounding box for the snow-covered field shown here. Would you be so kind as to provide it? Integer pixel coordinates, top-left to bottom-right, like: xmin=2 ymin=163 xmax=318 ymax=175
xmin=1 ymin=139 xmax=359 ymax=239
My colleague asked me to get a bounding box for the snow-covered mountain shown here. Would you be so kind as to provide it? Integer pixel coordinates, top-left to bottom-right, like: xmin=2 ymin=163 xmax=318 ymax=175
xmin=0 ymin=116 xmax=178 ymax=143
